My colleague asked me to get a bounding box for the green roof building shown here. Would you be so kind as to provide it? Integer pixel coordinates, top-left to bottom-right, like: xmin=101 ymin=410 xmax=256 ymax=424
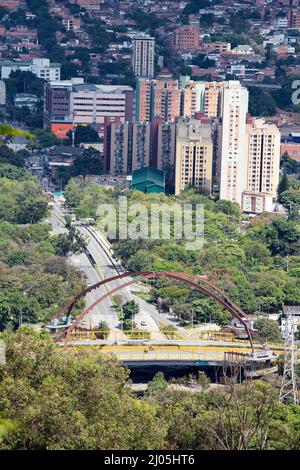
xmin=131 ymin=167 xmax=165 ymax=194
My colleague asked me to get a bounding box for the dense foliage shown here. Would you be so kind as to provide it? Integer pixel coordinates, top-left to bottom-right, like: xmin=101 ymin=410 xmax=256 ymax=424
xmin=0 ymin=328 xmax=299 ymax=450
xmin=0 ymin=161 xmax=86 ymax=330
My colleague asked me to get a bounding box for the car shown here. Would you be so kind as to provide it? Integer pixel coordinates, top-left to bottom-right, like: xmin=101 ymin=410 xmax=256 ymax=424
xmin=140 ymin=321 xmax=147 ymax=326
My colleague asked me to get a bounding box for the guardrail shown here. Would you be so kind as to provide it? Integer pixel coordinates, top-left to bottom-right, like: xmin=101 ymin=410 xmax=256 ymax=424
xmin=65 ymin=329 xmax=285 ymax=349
xmin=60 ymin=344 xmax=284 ymax=362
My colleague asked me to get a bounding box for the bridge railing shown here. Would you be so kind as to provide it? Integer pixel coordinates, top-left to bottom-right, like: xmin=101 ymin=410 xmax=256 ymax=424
xmin=61 ymin=344 xmax=284 ymax=361
xmin=64 ymin=329 xmax=285 ymax=350
xmin=66 ymin=329 xmax=237 ymax=342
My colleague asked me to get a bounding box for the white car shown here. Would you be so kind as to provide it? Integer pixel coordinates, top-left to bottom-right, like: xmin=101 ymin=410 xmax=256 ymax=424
xmin=140 ymin=321 xmax=147 ymax=327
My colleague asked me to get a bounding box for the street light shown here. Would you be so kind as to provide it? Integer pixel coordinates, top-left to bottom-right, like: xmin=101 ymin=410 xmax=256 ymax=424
xmin=120 ymin=304 xmax=124 ymax=333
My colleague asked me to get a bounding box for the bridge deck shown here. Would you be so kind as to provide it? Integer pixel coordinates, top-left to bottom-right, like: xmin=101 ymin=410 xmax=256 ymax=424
xmin=59 ymin=343 xmax=284 ymax=363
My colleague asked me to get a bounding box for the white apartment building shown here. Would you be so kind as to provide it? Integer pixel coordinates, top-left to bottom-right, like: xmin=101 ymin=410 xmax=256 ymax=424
xmin=0 ymin=58 xmax=61 ymax=81
xmin=132 ymin=35 xmax=155 ymax=78
xmin=218 ymin=81 xmax=249 ymax=205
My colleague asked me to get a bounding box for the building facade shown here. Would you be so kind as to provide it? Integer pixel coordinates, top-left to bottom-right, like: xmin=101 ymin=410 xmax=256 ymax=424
xmin=132 ymin=34 xmax=155 ymax=78
xmin=44 ymin=78 xmax=135 ymax=137
xmin=173 ymin=22 xmax=200 ymax=52
xmin=242 ymin=118 xmax=280 ymax=214
xmin=0 ymin=58 xmax=61 ymax=80
xmin=218 ymin=81 xmax=249 ymax=205
xmin=136 ymin=76 xmax=181 ymax=122
xmin=175 ymin=117 xmax=213 ymax=196
xmin=104 ymin=118 xmax=150 ymax=175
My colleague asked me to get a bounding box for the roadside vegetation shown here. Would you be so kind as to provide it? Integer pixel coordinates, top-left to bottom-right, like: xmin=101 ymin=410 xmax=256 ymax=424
xmin=0 ymin=328 xmax=299 ymax=450
xmin=0 ymin=155 xmax=86 ymax=331
xmin=64 ymin=177 xmax=300 ymax=335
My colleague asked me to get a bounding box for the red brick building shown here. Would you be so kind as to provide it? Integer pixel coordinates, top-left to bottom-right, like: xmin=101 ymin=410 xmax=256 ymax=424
xmin=173 ymin=22 xmax=200 ymax=52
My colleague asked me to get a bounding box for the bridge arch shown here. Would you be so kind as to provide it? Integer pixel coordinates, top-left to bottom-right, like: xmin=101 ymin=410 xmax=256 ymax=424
xmin=54 ymin=271 xmax=262 ymax=350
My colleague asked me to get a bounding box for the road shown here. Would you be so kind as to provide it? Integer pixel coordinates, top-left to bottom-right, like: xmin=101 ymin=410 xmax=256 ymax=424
xmin=77 ymin=223 xmax=167 ymax=340
xmin=45 ymin=198 xmax=120 ymax=331
xmin=46 ymin=196 xmax=193 ymax=340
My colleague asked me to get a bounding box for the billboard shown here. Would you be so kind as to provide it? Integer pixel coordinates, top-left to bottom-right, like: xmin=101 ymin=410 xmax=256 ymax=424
xmin=51 ymin=122 xmax=73 ymax=139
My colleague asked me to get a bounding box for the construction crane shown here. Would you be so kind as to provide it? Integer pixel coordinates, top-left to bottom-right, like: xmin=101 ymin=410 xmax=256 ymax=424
xmin=279 ymin=312 xmax=298 ymax=405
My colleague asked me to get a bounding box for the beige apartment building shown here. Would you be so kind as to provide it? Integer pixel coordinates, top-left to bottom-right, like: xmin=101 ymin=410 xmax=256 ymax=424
xmin=132 ymin=35 xmax=155 ymax=78
xmin=175 ymin=117 xmax=213 ymax=195
xmin=242 ymin=118 xmax=280 ymax=213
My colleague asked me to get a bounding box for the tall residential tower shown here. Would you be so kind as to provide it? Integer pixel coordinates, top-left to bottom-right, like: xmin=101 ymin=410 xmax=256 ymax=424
xmin=132 ymin=34 xmax=155 ymax=78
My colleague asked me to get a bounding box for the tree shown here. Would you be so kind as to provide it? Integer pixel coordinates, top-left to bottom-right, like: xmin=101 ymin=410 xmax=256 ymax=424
xmin=66 ymin=125 xmax=100 ymax=145
xmin=16 ymin=195 xmax=49 ymax=224
xmin=280 ymin=189 xmax=300 ymax=217
xmin=4 ymin=71 xmax=45 ymax=101
xmin=73 ymin=147 xmax=103 ymax=176
xmin=53 ymin=229 xmax=87 ymax=256
xmin=122 ymin=300 xmax=140 ymax=320
xmin=145 ymin=372 xmax=168 ymax=397
xmin=34 ymin=129 xmax=60 ymax=148
xmin=95 ymin=320 xmax=110 ymax=339
xmin=0 ymin=123 xmax=32 ymax=143
xmin=280 ymin=152 xmax=299 ymax=174
xmin=0 ymin=327 xmax=165 ymax=449
xmin=0 ymin=145 xmax=28 ymax=167
xmin=192 ymin=298 xmax=230 ymax=326
xmin=249 ymin=87 xmax=277 ymax=116
xmin=277 ymin=173 xmax=290 ymax=202
xmin=254 ymin=318 xmax=281 ymax=343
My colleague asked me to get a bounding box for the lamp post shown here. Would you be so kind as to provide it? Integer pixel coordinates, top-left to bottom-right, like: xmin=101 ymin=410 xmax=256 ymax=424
xmin=121 ymin=304 xmax=123 ymax=332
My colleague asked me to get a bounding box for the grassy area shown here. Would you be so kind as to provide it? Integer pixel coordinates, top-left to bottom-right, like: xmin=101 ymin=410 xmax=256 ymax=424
xmin=125 ymin=330 xmax=151 ymax=340
xmin=131 ymin=291 xmax=154 ymax=303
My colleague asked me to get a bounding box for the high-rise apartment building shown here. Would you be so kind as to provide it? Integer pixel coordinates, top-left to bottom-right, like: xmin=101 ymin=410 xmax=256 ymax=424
xmin=151 ymin=117 xmax=176 ymax=170
xmin=135 ymin=76 xmax=228 ymax=124
xmin=173 ymin=22 xmax=200 ymax=52
xmin=44 ymin=78 xmax=134 ymax=138
xmin=104 ymin=118 xmax=150 ymax=175
xmin=175 ymin=117 xmax=213 ymax=196
xmin=132 ymin=34 xmax=155 ymax=78
xmin=218 ymin=81 xmax=249 ymax=205
xmin=136 ymin=75 xmax=181 ymax=122
xmin=181 ymin=79 xmax=205 ymax=117
xmin=242 ymin=118 xmax=280 ymax=213
xmin=204 ymin=82 xmax=224 ymax=119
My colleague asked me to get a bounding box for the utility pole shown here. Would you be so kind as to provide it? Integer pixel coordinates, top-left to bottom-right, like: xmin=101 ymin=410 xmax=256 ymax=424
xmin=279 ymin=312 xmax=298 ymax=405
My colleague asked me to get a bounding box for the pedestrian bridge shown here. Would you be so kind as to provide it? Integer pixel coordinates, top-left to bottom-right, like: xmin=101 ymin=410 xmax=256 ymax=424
xmin=58 ymin=340 xmax=285 ymax=369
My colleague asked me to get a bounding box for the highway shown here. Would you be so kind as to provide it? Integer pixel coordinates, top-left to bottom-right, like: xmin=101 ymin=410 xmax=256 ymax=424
xmin=77 ymin=223 xmax=167 ymax=340
xmin=47 ymin=196 xmax=171 ymax=338
xmin=45 ymin=198 xmax=119 ymax=331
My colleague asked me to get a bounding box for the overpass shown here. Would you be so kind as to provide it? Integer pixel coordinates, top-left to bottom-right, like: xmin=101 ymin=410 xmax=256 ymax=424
xmin=53 ymin=271 xmax=264 ymax=351
xmin=51 ymin=271 xmax=288 ymax=374
xmin=57 ymin=340 xmax=283 ymax=378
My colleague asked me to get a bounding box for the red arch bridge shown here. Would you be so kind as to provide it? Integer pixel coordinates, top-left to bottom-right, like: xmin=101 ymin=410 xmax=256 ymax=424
xmin=52 ymin=271 xmax=266 ymax=352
